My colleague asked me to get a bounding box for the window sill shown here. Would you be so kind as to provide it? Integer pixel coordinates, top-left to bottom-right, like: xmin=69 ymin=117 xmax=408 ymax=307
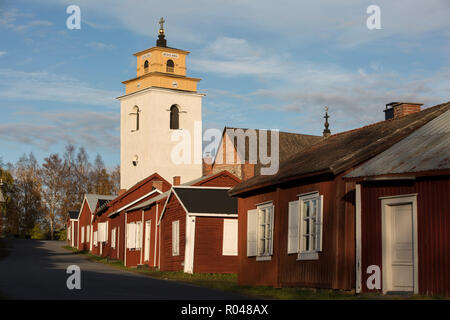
xmin=297 ymin=252 xmax=319 ymax=261
xmin=256 ymin=255 xmax=272 ymax=261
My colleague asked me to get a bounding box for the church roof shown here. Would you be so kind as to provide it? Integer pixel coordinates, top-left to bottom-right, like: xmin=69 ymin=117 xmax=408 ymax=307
xmin=216 ymin=127 xmax=322 ymax=176
xmin=230 ymin=101 xmax=450 ymax=195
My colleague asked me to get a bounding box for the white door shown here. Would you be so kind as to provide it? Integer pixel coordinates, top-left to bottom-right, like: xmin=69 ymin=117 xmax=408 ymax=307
xmin=384 ymin=203 xmax=414 ymax=292
xmin=144 ymin=221 xmax=151 ymax=262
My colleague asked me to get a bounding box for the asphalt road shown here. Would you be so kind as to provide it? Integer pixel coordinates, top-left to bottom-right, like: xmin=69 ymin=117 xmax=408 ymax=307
xmin=0 ymin=239 xmax=246 ymax=300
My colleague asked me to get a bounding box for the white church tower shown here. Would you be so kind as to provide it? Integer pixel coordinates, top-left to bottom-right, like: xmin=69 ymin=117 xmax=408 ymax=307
xmin=118 ymin=18 xmax=204 ymax=190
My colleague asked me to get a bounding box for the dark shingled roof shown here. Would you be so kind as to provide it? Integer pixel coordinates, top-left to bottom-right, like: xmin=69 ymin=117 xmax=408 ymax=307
xmin=173 ymin=187 xmax=237 ymax=214
xmin=68 ymin=211 xmax=79 ymax=220
xmin=230 ymin=102 xmax=450 ymax=195
xmin=221 ymin=127 xmax=322 ymax=175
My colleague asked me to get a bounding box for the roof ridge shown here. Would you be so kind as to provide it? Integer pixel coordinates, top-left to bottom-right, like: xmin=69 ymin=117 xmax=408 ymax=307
xmin=224 ymin=126 xmax=321 ymax=138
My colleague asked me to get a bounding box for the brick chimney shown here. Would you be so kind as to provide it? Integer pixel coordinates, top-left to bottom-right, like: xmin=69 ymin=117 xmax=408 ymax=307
xmin=384 ymin=102 xmax=422 ymax=120
xmin=152 ymin=180 xmax=163 ymax=191
xmin=173 ymin=176 xmax=181 ymax=186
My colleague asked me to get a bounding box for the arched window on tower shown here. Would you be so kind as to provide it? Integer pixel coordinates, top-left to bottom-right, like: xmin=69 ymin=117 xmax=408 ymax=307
xmin=166 ymin=59 xmax=174 ymax=73
xmin=130 ymin=106 xmax=140 ymax=131
xmin=170 ymin=105 xmax=179 ymax=129
xmin=144 ymin=60 xmax=149 ymax=73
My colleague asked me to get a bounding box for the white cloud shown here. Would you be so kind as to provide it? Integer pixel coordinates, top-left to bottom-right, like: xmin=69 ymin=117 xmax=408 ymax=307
xmin=87 ymin=41 xmax=115 ymax=50
xmin=0 ymin=51 xmax=7 ymax=57
xmin=0 ymin=8 xmax=53 ymax=32
xmin=0 ymin=109 xmax=119 ymax=151
xmin=36 ymin=0 xmax=450 ymax=47
xmin=195 ymin=36 xmax=449 ymax=132
xmin=0 ymin=69 xmax=120 ymax=107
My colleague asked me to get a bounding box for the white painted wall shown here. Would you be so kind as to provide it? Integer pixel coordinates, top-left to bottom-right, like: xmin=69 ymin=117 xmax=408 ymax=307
xmin=119 ymin=87 xmax=204 ymax=190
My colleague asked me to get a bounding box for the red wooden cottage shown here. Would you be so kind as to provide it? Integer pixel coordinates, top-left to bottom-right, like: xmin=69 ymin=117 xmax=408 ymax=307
xmin=345 ymin=107 xmax=450 ymax=296
xmin=125 ymin=170 xmax=241 ymax=270
xmin=91 ymin=173 xmax=171 ymax=261
xmin=77 ymin=194 xmax=115 ymax=251
xmin=66 ymin=211 xmax=78 ymax=247
xmin=229 ymin=102 xmax=449 ymax=291
xmin=158 ymin=170 xmax=241 ymax=273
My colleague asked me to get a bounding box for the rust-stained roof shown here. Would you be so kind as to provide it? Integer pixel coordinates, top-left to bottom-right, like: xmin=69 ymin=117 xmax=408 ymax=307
xmin=230 ymin=102 xmax=450 ymax=195
xmin=345 ymin=109 xmax=450 ymax=178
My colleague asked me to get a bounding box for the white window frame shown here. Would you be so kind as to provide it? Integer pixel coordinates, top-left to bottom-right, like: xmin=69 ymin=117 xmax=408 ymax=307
xmin=172 ymin=220 xmax=180 ymax=256
xmin=127 ymin=222 xmax=136 ymax=250
xmin=86 ymin=225 xmax=90 ymax=243
xmin=297 ymin=192 xmax=323 ymax=260
xmin=222 ymin=219 xmax=238 ymax=256
xmin=135 ymin=221 xmax=142 ymax=250
xmin=81 ymin=226 xmax=85 ymax=243
xmin=93 ymin=231 xmax=98 ymax=247
xmin=111 ymin=227 xmax=116 ymax=249
xmin=256 ymin=202 xmax=274 ymax=261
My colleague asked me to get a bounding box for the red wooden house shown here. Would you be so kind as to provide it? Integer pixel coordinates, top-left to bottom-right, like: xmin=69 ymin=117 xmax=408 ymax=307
xmin=157 ymin=170 xmax=241 ymax=273
xmin=91 ymin=173 xmax=171 ymax=261
xmin=229 ymin=102 xmax=449 ymax=290
xmin=66 ymin=211 xmax=78 ymax=247
xmin=125 ymin=170 xmax=241 ymax=270
xmin=77 ymin=194 xmax=115 ymax=251
xmin=345 ymin=107 xmax=450 ymax=296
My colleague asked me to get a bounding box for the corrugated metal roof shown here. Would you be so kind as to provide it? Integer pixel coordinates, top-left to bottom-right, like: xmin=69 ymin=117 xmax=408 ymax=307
xmin=346 ymin=109 xmax=450 ymax=178
xmin=125 ymin=190 xmax=170 ymax=212
xmin=231 ymin=102 xmax=450 ymax=195
xmin=85 ymin=194 xmax=116 ymax=213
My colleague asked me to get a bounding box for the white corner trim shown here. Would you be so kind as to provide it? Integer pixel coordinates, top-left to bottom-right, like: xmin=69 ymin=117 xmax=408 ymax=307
xmin=255 ymin=200 xmax=273 ymax=207
xmin=355 ymin=184 xmax=362 ymax=293
xmin=378 ymin=193 xmax=418 ymax=200
xmin=108 ymin=189 xmax=161 ymax=217
xmin=174 ymin=186 xmax=231 ymax=190
xmin=297 ymin=252 xmax=319 ymax=261
xmin=187 ymin=213 xmax=238 ymax=218
xmin=256 ymin=256 xmax=272 ymax=261
xmin=296 ymin=191 xmax=319 ymax=198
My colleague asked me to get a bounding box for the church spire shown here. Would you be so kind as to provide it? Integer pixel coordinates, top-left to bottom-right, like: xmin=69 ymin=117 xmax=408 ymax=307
xmin=323 ymin=106 xmax=331 ymax=138
xmin=156 ymin=17 xmax=167 ymax=47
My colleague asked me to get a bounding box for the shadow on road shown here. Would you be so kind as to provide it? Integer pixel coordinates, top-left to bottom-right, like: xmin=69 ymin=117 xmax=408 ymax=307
xmin=0 ymin=239 xmax=246 ymax=300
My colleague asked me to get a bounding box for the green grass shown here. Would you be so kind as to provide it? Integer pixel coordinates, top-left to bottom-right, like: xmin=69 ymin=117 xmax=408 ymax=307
xmin=62 ymin=245 xmax=447 ymax=300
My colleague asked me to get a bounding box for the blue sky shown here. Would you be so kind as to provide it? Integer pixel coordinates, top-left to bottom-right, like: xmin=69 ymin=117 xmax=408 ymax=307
xmin=0 ymin=0 xmax=449 ymax=168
